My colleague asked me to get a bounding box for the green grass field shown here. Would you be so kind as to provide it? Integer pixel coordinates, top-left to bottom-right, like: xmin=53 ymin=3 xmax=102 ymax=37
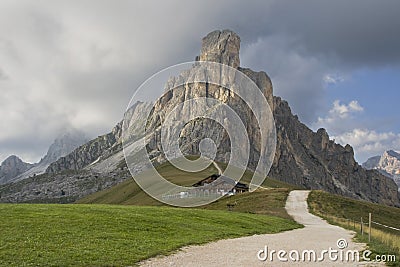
xmin=0 ymin=204 xmax=301 ymax=266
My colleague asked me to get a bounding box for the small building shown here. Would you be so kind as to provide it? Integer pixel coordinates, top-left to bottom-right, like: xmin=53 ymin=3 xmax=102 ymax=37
xmin=193 ymin=174 xmax=249 ymax=195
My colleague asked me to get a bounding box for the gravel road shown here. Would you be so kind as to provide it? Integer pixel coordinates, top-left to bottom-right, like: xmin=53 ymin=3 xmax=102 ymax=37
xmin=140 ymin=190 xmax=382 ymax=266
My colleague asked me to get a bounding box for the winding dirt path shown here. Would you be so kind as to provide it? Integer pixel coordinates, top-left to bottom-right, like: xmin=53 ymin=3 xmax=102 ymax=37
xmin=140 ymin=190 xmax=380 ymax=266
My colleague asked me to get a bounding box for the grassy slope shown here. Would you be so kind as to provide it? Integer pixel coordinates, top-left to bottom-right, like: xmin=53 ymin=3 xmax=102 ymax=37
xmin=308 ymin=190 xmax=400 ymax=234
xmin=203 ymin=188 xmax=293 ymax=219
xmin=308 ymin=190 xmax=400 ymax=266
xmin=77 ymin=159 xmax=300 ymax=206
xmin=0 ymin=204 xmax=300 ymax=266
xmin=77 ymin=159 xmax=218 ymax=205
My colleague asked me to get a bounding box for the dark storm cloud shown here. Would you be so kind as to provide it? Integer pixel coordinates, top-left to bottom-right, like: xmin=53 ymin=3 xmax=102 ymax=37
xmin=1 ymin=0 xmax=400 ymax=162
xmin=223 ymin=0 xmax=400 ymax=66
xmin=265 ymin=0 xmax=400 ymax=67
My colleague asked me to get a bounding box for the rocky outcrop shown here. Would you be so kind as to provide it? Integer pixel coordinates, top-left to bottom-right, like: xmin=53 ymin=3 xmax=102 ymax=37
xmin=0 ymin=168 xmax=130 ymax=203
xmin=46 ymin=125 xmax=122 ymax=173
xmin=0 ymin=155 xmax=33 ymax=184
xmin=270 ymin=97 xmax=399 ymax=205
xmin=377 ymin=150 xmax=400 ymax=176
xmin=199 ymin=30 xmax=241 ymax=69
xmin=142 ymin=30 xmax=274 ymax=173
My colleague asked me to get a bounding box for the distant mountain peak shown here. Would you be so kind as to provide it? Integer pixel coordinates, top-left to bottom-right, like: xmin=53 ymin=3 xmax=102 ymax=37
xmin=0 ymin=155 xmax=33 ymax=184
xmin=383 ymin=150 xmax=400 ymax=159
xmin=0 ymin=129 xmax=88 ymax=185
xmin=363 ymin=150 xmax=400 ymax=190
xmin=40 ymin=129 xmax=88 ymax=165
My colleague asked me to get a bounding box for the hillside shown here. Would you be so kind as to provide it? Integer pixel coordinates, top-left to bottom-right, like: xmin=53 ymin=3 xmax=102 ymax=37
xmin=308 ymin=190 xmax=400 ymax=234
xmin=77 ymin=159 xmax=299 ymax=208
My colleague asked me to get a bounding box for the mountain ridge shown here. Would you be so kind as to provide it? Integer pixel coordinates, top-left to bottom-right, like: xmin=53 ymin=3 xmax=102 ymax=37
xmin=0 ymin=129 xmax=87 ymax=185
xmin=1 ymin=29 xmax=399 ymax=206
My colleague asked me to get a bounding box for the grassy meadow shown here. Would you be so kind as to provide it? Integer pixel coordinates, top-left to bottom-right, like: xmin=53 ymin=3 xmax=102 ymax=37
xmin=0 ymin=204 xmax=300 ymax=266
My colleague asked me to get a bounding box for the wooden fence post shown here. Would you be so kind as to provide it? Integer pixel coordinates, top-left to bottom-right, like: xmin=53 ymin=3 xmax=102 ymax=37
xmin=361 ymin=217 xmax=363 ymax=236
xmin=368 ymin=213 xmax=372 ymax=242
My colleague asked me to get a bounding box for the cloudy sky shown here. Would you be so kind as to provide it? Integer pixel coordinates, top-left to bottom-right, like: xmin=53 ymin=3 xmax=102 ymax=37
xmin=1 ymin=0 xmax=400 ymax=164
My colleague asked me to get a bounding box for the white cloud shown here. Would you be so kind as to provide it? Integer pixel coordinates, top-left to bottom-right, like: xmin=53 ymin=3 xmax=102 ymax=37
xmin=332 ymin=129 xmax=400 ymax=162
xmin=313 ymin=100 xmax=364 ymax=133
xmin=348 ymin=100 xmax=364 ymax=112
xmin=0 ymin=1 xmax=225 ymax=163
xmin=313 ymin=100 xmax=400 ymax=162
xmin=331 ymin=100 xmax=364 ymax=118
xmin=323 ymin=73 xmax=345 ymax=85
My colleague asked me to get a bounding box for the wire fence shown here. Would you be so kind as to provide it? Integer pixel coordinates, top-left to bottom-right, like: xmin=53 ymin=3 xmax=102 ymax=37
xmin=315 ymin=211 xmax=400 ymax=255
xmin=318 ymin=212 xmax=399 ymax=233
xmin=372 ymin=221 xmax=400 ymax=232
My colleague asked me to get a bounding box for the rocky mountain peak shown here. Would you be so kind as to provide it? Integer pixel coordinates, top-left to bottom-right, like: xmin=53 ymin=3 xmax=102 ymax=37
xmin=362 ymin=156 xmax=381 ymax=170
xmin=1 ymin=155 xmax=25 ymax=167
xmin=378 ymin=150 xmax=400 ymax=175
xmin=0 ymin=155 xmax=33 ymax=184
xmin=199 ymin=30 xmax=240 ymax=68
xmin=40 ymin=129 xmax=88 ymax=165
xmin=2 ymin=29 xmax=398 ymax=206
xmin=383 ymin=150 xmax=400 ymax=160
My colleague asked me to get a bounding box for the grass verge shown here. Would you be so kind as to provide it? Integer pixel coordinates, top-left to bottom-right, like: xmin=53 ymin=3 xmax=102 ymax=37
xmin=308 ymin=190 xmax=400 ymax=266
xmin=0 ymin=204 xmax=301 ymax=266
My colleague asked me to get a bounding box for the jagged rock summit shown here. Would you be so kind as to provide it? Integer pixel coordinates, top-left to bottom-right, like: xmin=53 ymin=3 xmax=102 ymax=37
xmin=199 ymin=30 xmax=241 ymax=68
xmin=1 ymin=29 xmax=399 ymax=206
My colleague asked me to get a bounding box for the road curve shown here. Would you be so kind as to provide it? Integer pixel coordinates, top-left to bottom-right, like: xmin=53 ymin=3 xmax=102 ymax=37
xmin=140 ymin=190 xmax=380 ymax=267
